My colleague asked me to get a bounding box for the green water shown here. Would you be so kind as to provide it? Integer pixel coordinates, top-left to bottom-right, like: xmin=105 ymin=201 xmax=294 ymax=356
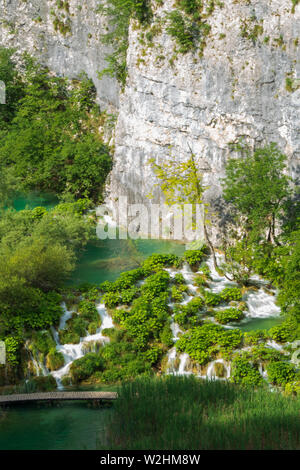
xmin=71 ymin=238 xmax=186 ymax=285
xmin=0 ymin=403 xmax=112 ymax=450
xmin=11 ymin=191 xmax=59 ymax=211
xmin=238 ymin=316 xmax=283 ymax=332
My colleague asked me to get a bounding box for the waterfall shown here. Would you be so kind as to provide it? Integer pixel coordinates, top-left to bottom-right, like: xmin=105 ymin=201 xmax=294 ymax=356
xmin=25 ymin=341 xmax=48 ymax=377
xmin=175 ymin=353 xmax=192 ymax=376
xmin=165 ymin=254 xmax=283 ymax=378
xmin=50 ymin=302 xmax=113 ymax=389
xmin=245 ymin=289 xmax=281 ymax=318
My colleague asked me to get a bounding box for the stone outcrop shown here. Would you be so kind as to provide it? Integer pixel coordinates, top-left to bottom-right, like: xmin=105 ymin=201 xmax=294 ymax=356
xmin=110 ymin=0 xmax=300 ymax=233
xmin=0 ymin=0 xmax=299 ymax=239
xmin=0 ymin=0 xmax=119 ymax=109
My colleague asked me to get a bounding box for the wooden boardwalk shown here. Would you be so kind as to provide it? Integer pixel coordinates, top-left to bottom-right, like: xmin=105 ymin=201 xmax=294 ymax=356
xmin=0 ymin=391 xmax=117 ymax=405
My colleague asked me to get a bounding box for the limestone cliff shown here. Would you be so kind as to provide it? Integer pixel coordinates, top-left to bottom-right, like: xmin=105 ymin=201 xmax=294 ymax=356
xmin=0 ymin=0 xmax=119 ymax=109
xmin=110 ymin=0 xmax=300 ymax=223
xmin=0 ymin=0 xmax=299 ymax=238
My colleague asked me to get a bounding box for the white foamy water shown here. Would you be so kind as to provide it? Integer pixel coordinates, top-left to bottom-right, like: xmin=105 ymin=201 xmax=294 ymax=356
xmin=165 ymin=254 xmax=282 ymax=378
xmin=245 ymin=289 xmax=281 ymax=318
xmin=51 ymin=302 xmax=113 ymax=389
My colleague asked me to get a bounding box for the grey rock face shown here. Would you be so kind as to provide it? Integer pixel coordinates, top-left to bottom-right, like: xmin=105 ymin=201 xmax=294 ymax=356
xmin=0 ymin=0 xmax=119 ymax=109
xmin=0 ymin=0 xmax=299 ymax=241
xmin=109 ymin=0 xmax=300 ymax=239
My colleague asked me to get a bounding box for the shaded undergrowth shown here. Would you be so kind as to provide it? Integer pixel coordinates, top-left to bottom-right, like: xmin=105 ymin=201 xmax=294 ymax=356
xmin=98 ymin=375 xmax=300 ymax=450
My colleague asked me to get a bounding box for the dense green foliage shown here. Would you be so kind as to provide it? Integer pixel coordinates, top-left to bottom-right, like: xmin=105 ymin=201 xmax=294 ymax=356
xmin=99 ymin=376 xmax=300 ymax=450
xmin=0 ymin=49 xmax=112 ymax=203
xmin=176 ymin=323 xmax=243 ymax=364
xmin=214 ymin=307 xmax=244 ymax=325
xmin=267 ymin=361 xmax=297 ymax=386
xmin=0 ymin=200 xmax=95 ymax=377
xmin=231 ymin=355 xmax=263 ymax=387
xmin=221 ymin=142 xmax=299 ymax=348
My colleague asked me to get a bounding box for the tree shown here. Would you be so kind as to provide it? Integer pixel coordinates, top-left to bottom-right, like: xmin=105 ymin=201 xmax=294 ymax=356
xmin=222 ymin=142 xmax=291 ymax=245
xmin=149 ymin=149 xmax=219 ymax=268
xmin=0 ymin=52 xmax=112 ymax=203
xmin=220 ymin=142 xmax=295 ymax=284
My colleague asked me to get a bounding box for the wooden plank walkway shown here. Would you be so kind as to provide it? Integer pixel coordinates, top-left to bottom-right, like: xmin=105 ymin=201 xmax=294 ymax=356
xmin=0 ymin=391 xmax=117 ymax=405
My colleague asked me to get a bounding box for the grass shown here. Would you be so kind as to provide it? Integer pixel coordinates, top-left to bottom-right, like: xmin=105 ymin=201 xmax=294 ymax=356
xmin=98 ymin=376 xmax=300 ymax=450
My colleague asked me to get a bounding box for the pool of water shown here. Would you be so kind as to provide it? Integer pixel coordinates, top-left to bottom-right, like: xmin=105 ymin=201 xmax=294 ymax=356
xmin=11 ymin=191 xmax=59 ymax=212
xmin=0 ymin=402 xmax=112 ymax=450
xmin=238 ymin=316 xmax=283 ymax=332
xmin=70 ymin=238 xmax=186 ymax=285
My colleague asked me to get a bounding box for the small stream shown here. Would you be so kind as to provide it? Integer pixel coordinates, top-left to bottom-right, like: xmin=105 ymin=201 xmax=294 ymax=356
xmin=50 ymin=303 xmax=113 ymax=389
xmin=165 ymin=257 xmax=283 ymax=378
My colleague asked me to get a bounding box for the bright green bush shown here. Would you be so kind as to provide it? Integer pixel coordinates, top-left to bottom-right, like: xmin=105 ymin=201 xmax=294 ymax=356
xmin=70 ymin=353 xmax=105 ymax=383
xmin=170 ymin=284 xmax=187 ymax=302
xmin=183 ymin=249 xmax=206 ymax=268
xmin=141 ymin=271 xmax=170 ymax=300
xmin=244 ymin=330 xmax=267 ymax=346
xmin=103 ymin=291 xmax=122 ymax=308
xmin=173 ymin=273 xmax=185 ymax=284
xmin=220 ymin=287 xmax=242 ymax=302
xmin=176 ymin=323 xmax=243 ymax=364
xmin=0 ymin=55 xmax=112 ymax=202
xmin=174 ymin=296 xmax=204 ymax=329
xmin=88 ymin=322 xmax=98 ymax=335
xmin=30 ymin=330 xmax=56 ymax=356
xmin=4 ymin=336 xmax=21 ymax=366
xmin=267 ymin=361 xmax=297 ymax=386
xmin=269 ymin=318 xmax=298 ymax=343
xmin=78 ymin=300 xmax=100 ymax=323
xmin=142 ymin=254 xmax=180 ymax=274
xmin=58 ymin=329 xmax=80 ymax=345
xmin=231 ymin=355 xmax=263 ymax=387
xmin=46 ymin=348 xmax=64 ymax=371
xmin=215 ymin=308 xmax=244 ymax=325
xmin=202 ymin=290 xmax=222 ymax=306
xmin=159 ymin=322 xmax=174 ymax=348
xmin=250 ymin=345 xmax=285 ymax=363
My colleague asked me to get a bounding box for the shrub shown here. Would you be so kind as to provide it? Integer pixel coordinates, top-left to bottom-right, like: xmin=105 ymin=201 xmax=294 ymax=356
xmin=267 ymin=362 xmax=297 ymax=386
xmin=30 ymin=330 xmax=56 ymax=356
xmin=141 ymin=271 xmax=170 ymax=299
xmin=58 ymin=329 xmax=80 ymax=345
xmin=215 ymin=308 xmax=244 ymax=325
xmin=194 ymin=273 xmax=209 ymax=287
xmin=173 ymin=273 xmax=185 ymax=284
xmin=202 ymin=290 xmax=222 ymax=306
xmin=88 ymin=322 xmax=98 ymax=335
xmin=142 ymin=254 xmax=180 ymax=274
xmin=231 ymin=355 xmax=263 ymax=387
xmin=46 ymin=349 xmax=64 ymax=371
xmin=78 ymin=300 xmax=98 ymax=319
xmin=220 ymin=287 xmax=242 ymax=302
xmin=103 ymin=291 xmax=122 ymax=308
xmin=170 ymin=284 xmax=187 ymax=302
xmin=70 ymin=353 xmax=104 ymax=383
xmin=250 ymin=345 xmax=285 ymax=363
xmin=176 ymin=323 xmax=243 ymax=364
xmin=32 ymin=375 xmax=57 ymax=391
xmin=269 ymin=318 xmax=298 ymax=343
xmin=183 ymin=249 xmax=206 ymax=269
xmin=244 ymin=330 xmax=267 ymax=346
xmin=159 ymin=322 xmax=174 ymax=348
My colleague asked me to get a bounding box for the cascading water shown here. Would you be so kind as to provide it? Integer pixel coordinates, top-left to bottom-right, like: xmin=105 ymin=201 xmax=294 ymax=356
xmin=50 ymin=302 xmax=113 ymax=389
xmin=165 ymin=255 xmax=283 ymax=379
xmin=25 ymin=341 xmax=48 ymax=377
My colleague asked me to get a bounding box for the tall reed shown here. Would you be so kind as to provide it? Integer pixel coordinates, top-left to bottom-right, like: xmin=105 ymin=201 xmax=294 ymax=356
xmin=98 ymin=376 xmax=300 ymax=450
